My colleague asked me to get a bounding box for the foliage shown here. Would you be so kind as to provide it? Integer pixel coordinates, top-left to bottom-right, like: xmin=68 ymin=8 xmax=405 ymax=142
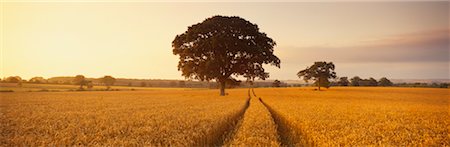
xmin=172 ymin=15 xmax=280 ymax=95
xmin=73 ymin=75 xmax=87 ymax=89
xmin=297 ymin=61 xmax=336 ymax=90
xmin=5 ymin=76 xmax=21 ymax=83
xmin=337 ymin=77 xmax=350 ymax=86
xmin=272 ymin=80 xmax=282 ymax=87
xmin=378 ymin=77 xmax=393 ymax=86
xmin=100 ymin=75 xmax=116 ymax=90
xmin=29 ymin=77 xmax=46 ymax=84
xmin=140 ymin=82 xmax=147 ymax=87
xmin=350 ymin=76 xmax=361 ymax=86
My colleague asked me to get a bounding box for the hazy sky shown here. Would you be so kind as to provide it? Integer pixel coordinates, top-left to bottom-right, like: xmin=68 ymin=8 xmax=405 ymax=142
xmin=1 ymin=1 xmax=449 ymax=80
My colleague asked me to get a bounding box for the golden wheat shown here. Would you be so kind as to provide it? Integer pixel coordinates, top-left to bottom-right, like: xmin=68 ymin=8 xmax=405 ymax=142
xmin=1 ymin=87 xmax=448 ymax=146
xmin=0 ymin=89 xmax=248 ymax=146
xmin=258 ymin=87 xmax=450 ymax=146
xmin=225 ymin=96 xmax=280 ymax=146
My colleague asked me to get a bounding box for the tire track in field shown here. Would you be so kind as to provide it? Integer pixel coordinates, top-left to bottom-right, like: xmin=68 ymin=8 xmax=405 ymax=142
xmin=223 ymin=88 xmax=282 ymax=146
xmin=260 ymin=96 xmax=308 ymax=146
xmin=207 ymin=90 xmax=251 ymax=146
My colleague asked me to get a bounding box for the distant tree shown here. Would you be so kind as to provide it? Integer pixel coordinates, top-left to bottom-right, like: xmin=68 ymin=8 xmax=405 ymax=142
xmin=5 ymin=76 xmax=21 ymax=83
xmin=439 ymin=83 xmax=449 ymax=88
xmin=179 ymin=81 xmax=186 ymax=88
xmin=337 ymin=77 xmax=350 ymax=86
xmin=172 ymin=15 xmax=280 ymax=96
xmin=140 ymin=82 xmax=147 ymax=87
xmin=169 ymin=81 xmax=177 ymax=87
xmin=29 ymin=77 xmax=46 ymax=84
xmin=378 ymin=77 xmax=393 ymax=86
xmin=368 ymin=77 xmax=378 ymax=86
xmin=86 ymin=81 xmax=94 ymax=89
xmin=297 ymin=61 xmax=336 ymax=90
xmin=225 ymin=78 xmax=241 ymax=88
xmin=272 ymin=80 xmax=282 ymax=87
xmin=128 ymin=82 xmax=132 ymax=87
xmin=358 ymin=79 xmax=370 ymax=86
xmin=350 ymin=76 xmax=361 ymax=86
xmin=100 ymin=75 xmax=116 ymax=90
xmin=73 ymin=75 xmax=87 ymax=90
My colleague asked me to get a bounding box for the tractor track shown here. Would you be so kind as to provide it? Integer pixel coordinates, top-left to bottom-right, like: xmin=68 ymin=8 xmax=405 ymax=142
xmin=259 ymin=95 xmax=310 ymax=146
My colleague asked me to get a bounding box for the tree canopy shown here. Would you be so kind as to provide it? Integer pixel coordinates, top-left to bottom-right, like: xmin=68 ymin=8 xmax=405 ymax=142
xmin=5 ymin=76 xmax=21 ymax=83
xmin=100 ymin=75 xmax=116 ymax=90
xmin=172 ymin=15 xmax=280 ymax=96
xmin=297 ymin=61 xmax=336 ymax=90
xmin=29 ymin=77 xmax=46 ymax=83
xmin=272 ymin=80 xmax=282 ymax=87
xmin=378 ymin=77 xmax=393 ymax=86
xmin=73 ymin=75 xmax=87 ymax=90
xmin=350 ymin=76 xmax=361 ymax=86
xmin=337 ymin=77 xmax=350 ymax=86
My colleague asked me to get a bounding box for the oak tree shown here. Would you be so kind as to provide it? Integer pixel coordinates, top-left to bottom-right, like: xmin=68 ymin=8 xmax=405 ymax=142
xmin=297 ymin=61 xmax=336 ymax=90
xmin=100 ymin=75 xmax=116 ymax=90
xmin=172 ymin=15 xmax=280 ymax=96
xmin=73 ymin=75 xmax=87 ymax=90
xmin=378 ymin=77 xmax=393 ymax=86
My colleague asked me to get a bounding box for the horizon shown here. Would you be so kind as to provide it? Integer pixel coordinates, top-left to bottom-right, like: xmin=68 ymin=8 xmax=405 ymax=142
xmin=2 ymin=1 xmax=449 ymax=80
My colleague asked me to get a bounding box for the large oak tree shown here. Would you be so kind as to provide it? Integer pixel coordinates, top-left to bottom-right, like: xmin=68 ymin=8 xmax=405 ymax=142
xmin=172 ymin=16 xmax=280 ymax=96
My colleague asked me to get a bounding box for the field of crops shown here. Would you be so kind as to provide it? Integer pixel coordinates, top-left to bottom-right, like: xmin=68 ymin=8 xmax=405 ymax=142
xmin=258 ymin=87 xmax=449 ymax=146
xmin=1 ymin=87 xmax=448 ymax=146
xmin=0 ymin=89 xmax=248 ymax=146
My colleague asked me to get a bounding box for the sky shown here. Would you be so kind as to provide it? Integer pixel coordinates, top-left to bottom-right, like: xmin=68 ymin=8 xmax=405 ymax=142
xmin=1 ymin=1 xmax=449 ymax=80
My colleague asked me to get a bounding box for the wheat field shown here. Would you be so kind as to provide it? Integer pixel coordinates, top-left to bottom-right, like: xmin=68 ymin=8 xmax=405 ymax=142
xmin=258 ymin=87 xmax=449 ymax=146
xmin=1 ymin=87 xmax=449 ymax=146
xmin=0 ymin=89 xmax=248 ymax=146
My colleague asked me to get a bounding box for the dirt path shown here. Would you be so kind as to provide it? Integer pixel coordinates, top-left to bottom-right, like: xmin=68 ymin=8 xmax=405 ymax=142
xmin=223 ymin=88 xmax=282 ymax=146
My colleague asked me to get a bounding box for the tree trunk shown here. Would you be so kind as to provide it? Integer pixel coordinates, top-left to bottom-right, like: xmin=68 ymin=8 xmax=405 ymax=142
xmin=220 ymin=81 xmax=226 ymax=96
xmin=317 ymin=78 xmax=321 ymax=91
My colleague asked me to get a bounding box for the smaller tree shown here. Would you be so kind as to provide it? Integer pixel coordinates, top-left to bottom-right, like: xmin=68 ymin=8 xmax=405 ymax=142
xmin=368 ymin=77 xmax=378 ymax=86
xmin=350 ymin=76 xmax=361 ymax=86
xmin=5 ymin=76 xmax=21 ymax=83
xmin=29 ymin=77 xmax=46 ymax=84
xmin=378 ymin=77 xmax=393 ymax=86
xmin=86 ymin=81 xmax=94 ymax=89
xmin=272 ymin=80 xmax=282 ymax=87
xmin=140 ymin=82 xmax=147 ymax=87
xmin=225 ymin=79 xmax=241 ymax=88
xmin=178 ymin=81 xmax=186 ymax=88
xmin=337 ymin=77 xmax=350 ymax=86
xmin=297 ymin=61 xmax=336 ymax=90
xmin=73 ymin=75 xmax=87 ymax=90
xmin=169 ymin=81 xmax=177 ymax=87
xmin=100 ymin=76 xmax=116 ymax=90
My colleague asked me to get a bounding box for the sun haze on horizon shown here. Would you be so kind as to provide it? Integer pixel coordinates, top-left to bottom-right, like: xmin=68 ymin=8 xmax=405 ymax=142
xmin=1 ymin=2 xmax=448 ymax=80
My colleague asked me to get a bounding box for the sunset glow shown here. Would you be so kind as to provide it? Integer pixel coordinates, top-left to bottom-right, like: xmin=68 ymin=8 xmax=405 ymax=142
xmin=1 ymin=1 xmax=448 ymax=80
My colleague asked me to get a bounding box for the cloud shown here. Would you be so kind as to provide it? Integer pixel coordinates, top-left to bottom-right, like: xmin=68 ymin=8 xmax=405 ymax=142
xmin=279 ymin=29 xmax=449 ymax=64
